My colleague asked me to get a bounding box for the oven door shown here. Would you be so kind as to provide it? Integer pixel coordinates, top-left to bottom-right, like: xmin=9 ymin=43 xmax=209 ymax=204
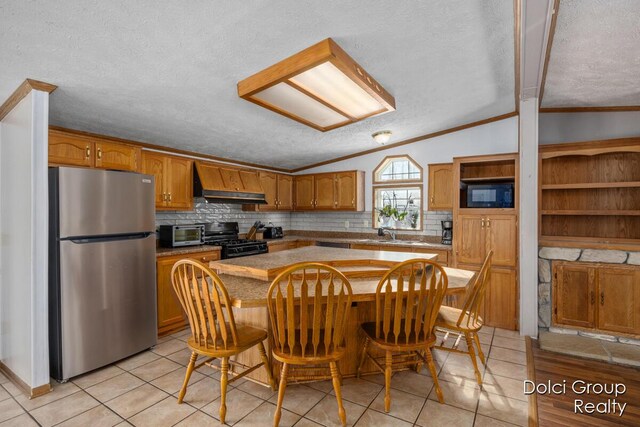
xmin=172 ymin=226 xmax=204 ymax=247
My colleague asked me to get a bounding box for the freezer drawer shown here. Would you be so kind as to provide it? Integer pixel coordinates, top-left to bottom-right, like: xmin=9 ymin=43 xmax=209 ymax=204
xmin=51 ymin=167 xmax=155 ymax=238
xmin=53 ymin=234 xmax=157 ymax=380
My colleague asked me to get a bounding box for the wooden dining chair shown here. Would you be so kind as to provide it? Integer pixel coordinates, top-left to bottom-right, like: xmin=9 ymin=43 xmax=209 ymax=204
xmin=267 ymin=263 xmax=353 ymax=427
xmin=357 ymin=259 xmax=449 ymax=411
xmin=434 ymin=251 xmax=492 ymax=386
xmin=171 ymin=259 xmax=275 ymax=424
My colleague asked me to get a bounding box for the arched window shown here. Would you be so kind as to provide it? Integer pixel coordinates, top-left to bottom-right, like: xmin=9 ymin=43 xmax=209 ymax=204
xmin=372 ymin=155 xmax=423 ymax=230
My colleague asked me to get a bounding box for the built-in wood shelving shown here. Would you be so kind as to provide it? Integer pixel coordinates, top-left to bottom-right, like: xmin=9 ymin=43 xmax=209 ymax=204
xmin=539 ymin=138 xmax=640 ymax=249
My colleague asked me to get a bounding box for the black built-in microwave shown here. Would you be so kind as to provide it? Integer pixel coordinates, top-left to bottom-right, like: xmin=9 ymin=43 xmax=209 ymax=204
xmin=466 ymin=183 xmax=514 ymax=208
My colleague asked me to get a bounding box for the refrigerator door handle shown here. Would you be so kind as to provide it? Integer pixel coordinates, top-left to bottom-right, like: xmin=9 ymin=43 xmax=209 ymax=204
xmin=67 ymin=232 xmax=153 ymax=244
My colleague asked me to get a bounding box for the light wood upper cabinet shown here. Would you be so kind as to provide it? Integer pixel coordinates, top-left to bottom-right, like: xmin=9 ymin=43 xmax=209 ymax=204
xmin=277 ymin=174 xmax=294 ymax=210
xmin=295 ymin=175 xmax=315 ymax=210
xmin=49 ymin=129 xmax=139 ymax=172
xmin=49 ymin=130 xmax=94 ymax=167
xmin=457 ymin=215 xmax=486 ymax=265
xmin=142 ymin=152 xmax=193 ymax=210
xmin=166 ymin=157 xmax=193 ymax=210
xmin=336 ymin=171 xmax=360 ymax=210
xmin=597 ymin=267 xmax=640 ymax=335
xmin=314 ymin=174 xmax=336 ymax=209
xmin=141 ymin=152 xmax=167 ymax=207
xmin=428 ymin=163 xmax=453 ymax=211
xmin=294 ymin=171 xmax=364 ymax=211
xmin=553 ymin=263 xmax=596 ymax=329
xmin=94 ymin=140 xmax=140 ymax=171
xmin=244 ymin=171 xmax=294 ymax=211
xmin=258 ymin=171 xmax=278 ymax=210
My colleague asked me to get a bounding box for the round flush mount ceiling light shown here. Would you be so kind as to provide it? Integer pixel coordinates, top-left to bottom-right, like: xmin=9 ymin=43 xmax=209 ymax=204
xmin=372 ymin=130 xmax=392 ymax=145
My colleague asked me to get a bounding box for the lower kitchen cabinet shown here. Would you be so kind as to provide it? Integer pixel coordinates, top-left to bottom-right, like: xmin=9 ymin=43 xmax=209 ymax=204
xmin=457 ymin=264 xmax=518 ymax=330
xmin=553 ymin=261 xmax=640 ymax=336
xmin=156 ymin=250 xmax=221 ymax=336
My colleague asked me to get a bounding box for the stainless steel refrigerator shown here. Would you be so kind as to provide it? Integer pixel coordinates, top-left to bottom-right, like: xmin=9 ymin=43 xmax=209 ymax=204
xmin=49 ymin=167 xmax=157 ymax=381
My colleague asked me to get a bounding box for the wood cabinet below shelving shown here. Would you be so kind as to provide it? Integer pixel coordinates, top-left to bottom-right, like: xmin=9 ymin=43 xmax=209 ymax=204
xmin=553 ymin=261 xmax=640 ymax=337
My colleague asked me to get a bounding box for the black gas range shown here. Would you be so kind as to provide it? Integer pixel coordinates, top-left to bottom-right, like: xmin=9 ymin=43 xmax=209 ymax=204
xmin=199 ymin=222 xmax=268 ymax=259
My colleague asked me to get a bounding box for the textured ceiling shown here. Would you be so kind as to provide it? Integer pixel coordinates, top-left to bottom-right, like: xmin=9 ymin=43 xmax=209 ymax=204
xmin=0 ymin=1 xmax=515 ymax=169
xmin=542 ymin=0 xmax=640 ymax=107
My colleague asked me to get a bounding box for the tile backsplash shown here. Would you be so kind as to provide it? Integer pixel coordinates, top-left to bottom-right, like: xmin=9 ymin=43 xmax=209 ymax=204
xmin=155 ymin=199 xmax=452 ymax=236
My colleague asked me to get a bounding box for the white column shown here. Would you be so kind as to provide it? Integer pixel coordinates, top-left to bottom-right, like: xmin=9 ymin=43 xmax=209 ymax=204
xmin=519 ymin=98 xmax=539 ymax=337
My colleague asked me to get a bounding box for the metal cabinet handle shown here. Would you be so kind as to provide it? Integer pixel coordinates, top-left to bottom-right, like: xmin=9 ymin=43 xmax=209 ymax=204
xmin=97 ymin=147 xmax=102 ymax=160
xmin=168 ymin=193 xmax=172 ymax=202
xmin=600 ymin=292 xmax=604 ymax=305
xmin=85 ymin=146 xmax=91 ymax=158
xmin=162 ymin=193 xmax=167 ymax=202
xmin=590 ymin=291 xmax=595 ymax=305
xmin=431 ymin=196 xmax=434 ymax=203
xmin=352 ymin=198 xmax=355 ymax=206
xmin=487 ymin=218 xmax=491 ymax=228
xmin=481 ymin=219 xmax=485 ymax=228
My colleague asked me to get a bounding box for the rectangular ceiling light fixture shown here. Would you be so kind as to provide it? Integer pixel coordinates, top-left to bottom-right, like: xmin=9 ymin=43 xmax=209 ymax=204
xmin=237 ymin=38 xmax=396 ymax=132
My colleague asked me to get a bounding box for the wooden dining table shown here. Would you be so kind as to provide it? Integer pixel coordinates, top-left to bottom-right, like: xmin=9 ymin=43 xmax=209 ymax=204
xmin=209 ymin=246 xmax=476 ymax=385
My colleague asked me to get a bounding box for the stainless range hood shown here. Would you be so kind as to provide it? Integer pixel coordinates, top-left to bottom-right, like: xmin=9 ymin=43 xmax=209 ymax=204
xmin=194 ymin=161 xmax=267 ymax=204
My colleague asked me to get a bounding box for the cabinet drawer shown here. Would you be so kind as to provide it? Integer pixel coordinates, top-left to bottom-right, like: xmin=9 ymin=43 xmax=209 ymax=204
xmin=191 ymin=251 xmax=221 ymax=264
xmin=412 ymin=247 xmax=449 ymax=265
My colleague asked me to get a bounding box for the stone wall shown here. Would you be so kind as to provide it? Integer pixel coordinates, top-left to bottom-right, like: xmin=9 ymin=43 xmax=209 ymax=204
xmin=538 ymin=246 xmax=640 ymax=344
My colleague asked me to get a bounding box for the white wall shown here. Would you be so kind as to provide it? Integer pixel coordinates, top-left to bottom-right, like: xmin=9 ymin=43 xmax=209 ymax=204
xmin=300 ymin=116 xmax=519 ymax=210
xmin=540 ymin=111 xmax=640 ymax=144
xmin=0 ymin=90 xmax=50 ymax=390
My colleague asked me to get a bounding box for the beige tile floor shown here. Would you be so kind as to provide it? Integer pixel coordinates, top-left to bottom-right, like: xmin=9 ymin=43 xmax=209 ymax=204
xmin=0 ymin=327 xmax=529 ymax=426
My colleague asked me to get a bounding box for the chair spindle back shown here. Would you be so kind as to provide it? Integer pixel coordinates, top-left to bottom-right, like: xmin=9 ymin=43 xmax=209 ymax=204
xmin=375 ymin=259 xmax=448 ymax=344
xmin=171 ymin=259 xmax=239 ymax=350
xmin=267 ymin=263 xmax=353 ymax=358
xmin=457 ymin=251 xmax=493 ymax=328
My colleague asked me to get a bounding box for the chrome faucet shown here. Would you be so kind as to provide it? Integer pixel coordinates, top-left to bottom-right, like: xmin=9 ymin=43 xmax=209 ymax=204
xmin=378 ymin=227 xmax=397 ymax=241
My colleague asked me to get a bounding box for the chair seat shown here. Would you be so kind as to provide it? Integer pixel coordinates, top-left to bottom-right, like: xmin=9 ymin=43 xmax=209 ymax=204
xmin=435 ymin=306 xmax=483 ymax=332
xmin=360 ymin=321 xmax=436 ymax=351
xmin=271 ymin=329 xmax=346 ymax=364
xmin=187 ymin=324 xmax=268 ymax=357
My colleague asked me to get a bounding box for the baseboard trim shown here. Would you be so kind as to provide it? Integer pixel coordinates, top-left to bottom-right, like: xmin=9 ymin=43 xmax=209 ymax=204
xmin=0 ymin=361 xmax=51 ymax=399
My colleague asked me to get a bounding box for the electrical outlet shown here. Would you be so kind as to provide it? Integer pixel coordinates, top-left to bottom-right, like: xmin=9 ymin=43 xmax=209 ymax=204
xmin=363 ymin=220 xmax=369 ymax=228
xmin=344 ymin=220 xmax=350 ymax=228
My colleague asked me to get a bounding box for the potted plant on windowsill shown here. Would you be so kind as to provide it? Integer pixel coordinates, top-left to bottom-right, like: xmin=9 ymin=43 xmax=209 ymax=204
xmin=377 ymin=204 xmax=407 ymax=228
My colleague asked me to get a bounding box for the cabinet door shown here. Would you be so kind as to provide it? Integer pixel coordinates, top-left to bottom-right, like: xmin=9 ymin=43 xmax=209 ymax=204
xmin=257 ymin=171 xmax=278 ymax=211
xmin=294 ymin=175 xmax=315 ymax=210
xmin=553 ymin=263 xmax=596 ymax=329
xmin=49 ymin=130 xmax=94 ymax=167
xmin=166 ymin=157 xmax=193 ymax=210
xmin=277 ymin=174 xmax=294 ymax=210
xmin=157 ymin=257 xmax=187 ymax=335
xmin=485 ymin=215 xmax=517 ymax=267
xmin=484 ymin=268 xmax=517 ymax=330
xmin=597 ymin=267 xmax=640 ymax=335
xmin=335 ymin=172 xmax=357 ymax=210
xmin=239 ymin=170 xmax=263 ymax=193
xmin=456 ymin=215 xmax=486 ymax=265
xmin=141 ymin=152 xmax=167 ymax=208
xmin=428 ymin=164 xmax=453 ymax=211
xmin=94 ymin=140 xmax=140 ymax=171
xmin=315 ymin=174 xmax=336 ymax=209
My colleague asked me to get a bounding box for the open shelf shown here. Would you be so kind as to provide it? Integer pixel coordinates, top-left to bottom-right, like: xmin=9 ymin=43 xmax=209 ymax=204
xmin=460 ymin=176 xmax=515 ymax=183
xmin=541 ymin=210 xmax=640 ymax=216
xmin=539 ymin=142 xmax=640 ymax=245
xmin=541 ymin=181 xmax=640 ymax=190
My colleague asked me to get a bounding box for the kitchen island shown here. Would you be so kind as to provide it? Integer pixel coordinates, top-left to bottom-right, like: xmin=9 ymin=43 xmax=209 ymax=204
xmin=207 ymin=246 xmax=475 ymax=384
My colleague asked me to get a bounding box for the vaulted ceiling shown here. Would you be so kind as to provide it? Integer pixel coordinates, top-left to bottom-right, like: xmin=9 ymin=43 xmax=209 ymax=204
xmin=0 ymin=1 xmax=515 ymax=169
xmin=542 ymin=0 xmax=640 ymax=108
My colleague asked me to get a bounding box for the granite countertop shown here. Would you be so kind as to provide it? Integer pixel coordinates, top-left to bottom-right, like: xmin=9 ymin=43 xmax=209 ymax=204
xmin=156 ymin=245 xmax=221 ymax=257
xmin=210 ymin=246 xmax=433 ymax=280
xmin=217 ymin=266 xmax=474 ymax=308
xmin=264 ymin=234 xmax=452 ymax=251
